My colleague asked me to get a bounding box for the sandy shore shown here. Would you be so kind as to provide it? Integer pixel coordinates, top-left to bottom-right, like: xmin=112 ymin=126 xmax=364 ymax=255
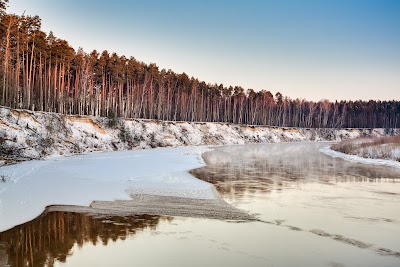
xmin=45 ymin=194 xmax=255 ymax=221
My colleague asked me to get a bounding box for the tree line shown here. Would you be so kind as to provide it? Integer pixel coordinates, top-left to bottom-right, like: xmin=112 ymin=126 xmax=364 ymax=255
xmin=1 ymin=2 xmax=399 ymax=128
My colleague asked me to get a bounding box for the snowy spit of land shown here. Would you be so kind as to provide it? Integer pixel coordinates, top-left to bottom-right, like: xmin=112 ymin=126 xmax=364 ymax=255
xmin=320 ymin=146 xmax=400 ymax=169
xmin=320 ymin=136 xmax=400 ymax=169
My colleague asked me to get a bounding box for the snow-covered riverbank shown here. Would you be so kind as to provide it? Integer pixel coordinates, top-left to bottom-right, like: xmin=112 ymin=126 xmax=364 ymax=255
xmin=1 ymin=106 xmax=398 ymax=163
xmin=320 ymin=145 xmax=400 ymax=169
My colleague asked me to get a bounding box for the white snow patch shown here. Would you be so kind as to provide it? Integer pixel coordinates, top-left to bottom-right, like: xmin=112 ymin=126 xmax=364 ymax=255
xmin=320 ymin=145 xmax=400 ymax=169
xmin=0 ymin=146 xmax=213 ymax=232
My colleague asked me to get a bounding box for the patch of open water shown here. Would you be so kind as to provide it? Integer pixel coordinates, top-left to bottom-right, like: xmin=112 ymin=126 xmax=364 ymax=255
xmin=1 ymin=142 xmax=400 ymax=266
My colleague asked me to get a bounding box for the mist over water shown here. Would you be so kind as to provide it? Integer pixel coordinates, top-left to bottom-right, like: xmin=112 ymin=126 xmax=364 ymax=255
xmin=192 ymin=142 xmax=400 ymax=198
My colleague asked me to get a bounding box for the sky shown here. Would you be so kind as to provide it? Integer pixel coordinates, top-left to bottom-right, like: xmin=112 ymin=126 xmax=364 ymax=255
xmin=6 ymin=0 xmax=400 ymax=101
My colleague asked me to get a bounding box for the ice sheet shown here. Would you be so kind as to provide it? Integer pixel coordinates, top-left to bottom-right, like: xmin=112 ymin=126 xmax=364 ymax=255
xmin=0 ymin=146 xmax=213 ymax=232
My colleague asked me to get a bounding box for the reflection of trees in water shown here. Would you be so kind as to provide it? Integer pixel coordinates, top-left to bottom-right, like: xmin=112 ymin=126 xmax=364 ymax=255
xmin=0 ymin=211 xmax=170 ymax=267
xmin=191 ymin=143 xmax=400 ymax=198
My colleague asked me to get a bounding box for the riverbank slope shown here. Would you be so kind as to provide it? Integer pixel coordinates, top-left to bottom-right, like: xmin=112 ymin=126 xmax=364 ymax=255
xmin=1 ymin=106 xmax=398 ymax=164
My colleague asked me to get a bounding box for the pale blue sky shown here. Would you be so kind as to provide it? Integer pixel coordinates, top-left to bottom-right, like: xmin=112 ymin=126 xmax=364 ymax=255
xmin=7 ymin=0 xmax=400 ymax=101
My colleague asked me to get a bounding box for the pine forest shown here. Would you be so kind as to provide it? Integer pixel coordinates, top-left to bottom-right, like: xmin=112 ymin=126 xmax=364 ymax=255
xmin=1 ymin=3 xmax=399 ymax=128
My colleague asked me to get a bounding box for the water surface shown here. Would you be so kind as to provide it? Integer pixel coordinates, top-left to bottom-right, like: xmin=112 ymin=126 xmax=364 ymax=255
xmin=1 ymin=142 xmax=400 ymax=267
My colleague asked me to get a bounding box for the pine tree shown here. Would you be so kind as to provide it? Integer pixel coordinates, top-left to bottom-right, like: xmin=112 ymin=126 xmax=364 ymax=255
xmin=0 ymin=0 xmax=8 ymax=17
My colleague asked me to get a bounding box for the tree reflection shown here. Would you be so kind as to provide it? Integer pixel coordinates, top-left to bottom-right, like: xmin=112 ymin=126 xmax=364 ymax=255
xmin=191 ymin=143 xmax=400 ymax=198
xmin=0 ymin=211 xmax=170 ymax=267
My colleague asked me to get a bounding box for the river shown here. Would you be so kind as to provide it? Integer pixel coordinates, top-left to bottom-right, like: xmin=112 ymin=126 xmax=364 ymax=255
xmin=1 ymin=142 xmax=399 ymax=267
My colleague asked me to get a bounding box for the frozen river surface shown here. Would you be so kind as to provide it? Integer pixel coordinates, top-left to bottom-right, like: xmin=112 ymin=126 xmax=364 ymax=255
xmin=1 ymin=142 xmax=400 ymax=267
xmin=0 ymin=146 xmax=214 ymax=232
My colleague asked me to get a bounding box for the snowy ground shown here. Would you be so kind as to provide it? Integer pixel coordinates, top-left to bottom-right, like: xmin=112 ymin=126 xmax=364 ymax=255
xmin=0 ymin=146 xmax=215 ymax=232
xmin=320 ymin=145 xmax=400 ymax=169
xmin=321 ymin=136 xmax=400 ymax=168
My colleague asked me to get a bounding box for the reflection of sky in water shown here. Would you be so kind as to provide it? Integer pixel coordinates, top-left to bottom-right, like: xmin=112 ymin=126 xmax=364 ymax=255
xmin=1 ymin=143 xmax=400 ymax=267
xmin=191 ymin=142 xmax=400 ymax=266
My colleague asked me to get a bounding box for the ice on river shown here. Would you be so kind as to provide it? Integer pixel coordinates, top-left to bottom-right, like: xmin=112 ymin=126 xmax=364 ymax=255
xmin=0 ymin=146 xmax=214 ymax=232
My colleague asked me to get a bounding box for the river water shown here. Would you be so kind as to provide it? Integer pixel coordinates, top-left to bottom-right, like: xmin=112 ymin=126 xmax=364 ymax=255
xmin=1 ymin=142 xmax=400 ymax=267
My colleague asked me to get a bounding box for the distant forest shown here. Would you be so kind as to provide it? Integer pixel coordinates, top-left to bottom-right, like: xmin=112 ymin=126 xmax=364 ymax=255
xmin=0 ymin=2 xmax=399 ymax=128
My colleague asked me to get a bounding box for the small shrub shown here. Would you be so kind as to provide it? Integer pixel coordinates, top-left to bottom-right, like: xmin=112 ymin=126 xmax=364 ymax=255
xmin=0 ymin=134 xmax=21 ymax=158
xmin=39 ymin=136 xmax=54 ymax=148
xmin=26 ymin=139 xmax=33 ymax=146
xmin=384 ymin=128 xmax=395 ymax=136
xmin=133 ymin=133 xmax=142 ymax=142
xmin=331 ymin=141 xmax=357 ymax=155
xmin=149 ymin=133 xmax=157 ymax=148
xmin=46 ymin=115 xmax=70 ymax=137
xmin=141 ymin=122 xmax=147 ymax=131
xmin=107 ymin=111 xmax=119 ymax=128
xmin=45 ymin=123 xmax=53 ymax=133
xmin=37 ymin=135 xmax=55 ymax=157
xmin=118 ymin=124 xmax=133 ymax=145
xmin=0 ymin=174 xmax=10 ymax=183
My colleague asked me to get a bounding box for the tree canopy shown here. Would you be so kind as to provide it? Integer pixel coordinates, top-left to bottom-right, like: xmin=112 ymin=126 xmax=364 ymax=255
xmin=0 ymin=4 xmax=399 ymax=128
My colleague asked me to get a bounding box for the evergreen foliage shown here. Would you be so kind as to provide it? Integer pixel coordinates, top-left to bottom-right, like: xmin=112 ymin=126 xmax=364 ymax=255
xmin=0 ymin=5 xmax=399 ymax=128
